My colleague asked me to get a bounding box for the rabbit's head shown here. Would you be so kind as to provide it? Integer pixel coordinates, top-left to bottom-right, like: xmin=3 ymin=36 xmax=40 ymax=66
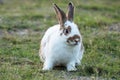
xmin=54 ymin=2 xmax=81 ymax=46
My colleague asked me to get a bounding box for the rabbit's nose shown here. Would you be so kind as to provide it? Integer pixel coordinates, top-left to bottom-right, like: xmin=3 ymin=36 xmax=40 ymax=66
xmin=74 ymin=41 xmax=79 ymax=45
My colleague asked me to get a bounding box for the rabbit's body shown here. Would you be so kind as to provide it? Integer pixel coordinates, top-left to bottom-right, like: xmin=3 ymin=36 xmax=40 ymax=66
xmin=39 ymin=3 xmax=84 ymax=71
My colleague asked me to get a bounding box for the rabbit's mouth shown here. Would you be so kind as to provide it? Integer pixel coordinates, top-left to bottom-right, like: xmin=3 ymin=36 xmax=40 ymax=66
xmin=67 ymin=41 xmax=79 ymax=46
xmin=66 ymin=35 xmax=80 ymax=46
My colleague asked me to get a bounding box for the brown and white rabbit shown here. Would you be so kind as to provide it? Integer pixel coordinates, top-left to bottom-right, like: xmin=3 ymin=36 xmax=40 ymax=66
xmin=39 ymin=2 xmax=84 ymax=71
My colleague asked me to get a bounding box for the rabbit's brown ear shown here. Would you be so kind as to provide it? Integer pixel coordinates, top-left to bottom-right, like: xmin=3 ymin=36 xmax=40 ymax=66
xmin=66 ymin=2 xmax=74 ymax=21
xmin=53 ymin=4 xmax=66 ymax=27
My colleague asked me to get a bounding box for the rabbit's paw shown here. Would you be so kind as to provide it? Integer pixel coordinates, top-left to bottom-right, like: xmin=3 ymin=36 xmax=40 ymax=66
xmin=42 ymin=67 xmax=52 ymax=71
xmin=42 ymin=61 xmax=53 ymax=71
xmin=67 ymin=63 xmax=77 ymax=71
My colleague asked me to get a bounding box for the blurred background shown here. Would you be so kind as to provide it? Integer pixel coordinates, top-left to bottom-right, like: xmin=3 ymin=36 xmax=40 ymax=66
xmin=0 ymin=0 xmax=120 ymax=80
xmin=0 ymin=0 xmax=119 ymax=30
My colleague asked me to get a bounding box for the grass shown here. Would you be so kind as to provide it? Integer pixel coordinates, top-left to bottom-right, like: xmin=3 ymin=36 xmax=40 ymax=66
xmin=0 ymin=0 xmax=120 ymax=80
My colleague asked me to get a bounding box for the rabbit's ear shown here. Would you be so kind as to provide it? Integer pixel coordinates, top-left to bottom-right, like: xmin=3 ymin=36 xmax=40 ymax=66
xmin=53 ymin=4 xmax=66 ymax=27
xmin=66 ymin=2 xmax=74 ymax=21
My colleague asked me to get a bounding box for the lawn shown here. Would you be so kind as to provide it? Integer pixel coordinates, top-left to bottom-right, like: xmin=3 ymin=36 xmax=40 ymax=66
xmin=0 ymin=0 xmax=120 ymax=80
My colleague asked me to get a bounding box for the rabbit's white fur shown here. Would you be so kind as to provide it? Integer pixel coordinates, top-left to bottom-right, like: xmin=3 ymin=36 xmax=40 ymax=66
xmin=39 ymin=3 xmax=84 ymax=71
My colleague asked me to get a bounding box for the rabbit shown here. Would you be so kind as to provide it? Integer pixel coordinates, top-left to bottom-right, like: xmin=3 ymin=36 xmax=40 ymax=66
xmin=39 ymin=2 xmax=84 ymax=71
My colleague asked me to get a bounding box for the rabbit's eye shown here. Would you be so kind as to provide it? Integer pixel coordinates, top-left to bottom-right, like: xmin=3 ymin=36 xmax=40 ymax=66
xmin=63 ymin=29 xmax=68 ymax=35
xmin=65 ymin=29 xmax=69 ymax=34
xmin=63 ymin=26 xmax=71 ymax=35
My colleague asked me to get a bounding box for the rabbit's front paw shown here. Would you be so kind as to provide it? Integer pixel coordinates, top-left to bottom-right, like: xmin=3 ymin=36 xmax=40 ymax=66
xmin=42 ymin=61 xmax=53 ymax=71
xmin=67 ymin=62 xmax=77 ymax=71
xmin=42 ymin=66 xmax=52 ymax=71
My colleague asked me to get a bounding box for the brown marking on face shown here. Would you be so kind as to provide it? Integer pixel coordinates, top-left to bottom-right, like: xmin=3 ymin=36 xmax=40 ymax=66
xmin=63 ymin=26 xmax=71 ymax=35
xmin=67 ymin=35 xmax=80 ymax=45
xmin=60 ymin=26 xmax=71 ymax=36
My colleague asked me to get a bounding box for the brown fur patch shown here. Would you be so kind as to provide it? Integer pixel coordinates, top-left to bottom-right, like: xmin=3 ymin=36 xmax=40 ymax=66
xmin=63 ymin=26 xmax=71 ymax=35
xmin=67 ymin=35 xmax=80 ymax=44
xmin=60 ymin=26 xmax=71 ymax=36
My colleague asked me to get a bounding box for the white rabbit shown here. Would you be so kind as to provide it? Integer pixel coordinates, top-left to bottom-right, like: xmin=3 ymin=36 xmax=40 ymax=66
xmin=39 ymin=2 xmax=84 ymax=71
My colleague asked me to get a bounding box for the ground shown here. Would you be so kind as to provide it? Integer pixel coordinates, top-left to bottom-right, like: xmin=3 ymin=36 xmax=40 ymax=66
xmin=0 ymin=0 xmax=120 ymax=80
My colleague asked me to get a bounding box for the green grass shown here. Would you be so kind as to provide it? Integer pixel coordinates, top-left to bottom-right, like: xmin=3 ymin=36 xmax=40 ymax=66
xmin=0 ymin=0 xmax=120 ymax=80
